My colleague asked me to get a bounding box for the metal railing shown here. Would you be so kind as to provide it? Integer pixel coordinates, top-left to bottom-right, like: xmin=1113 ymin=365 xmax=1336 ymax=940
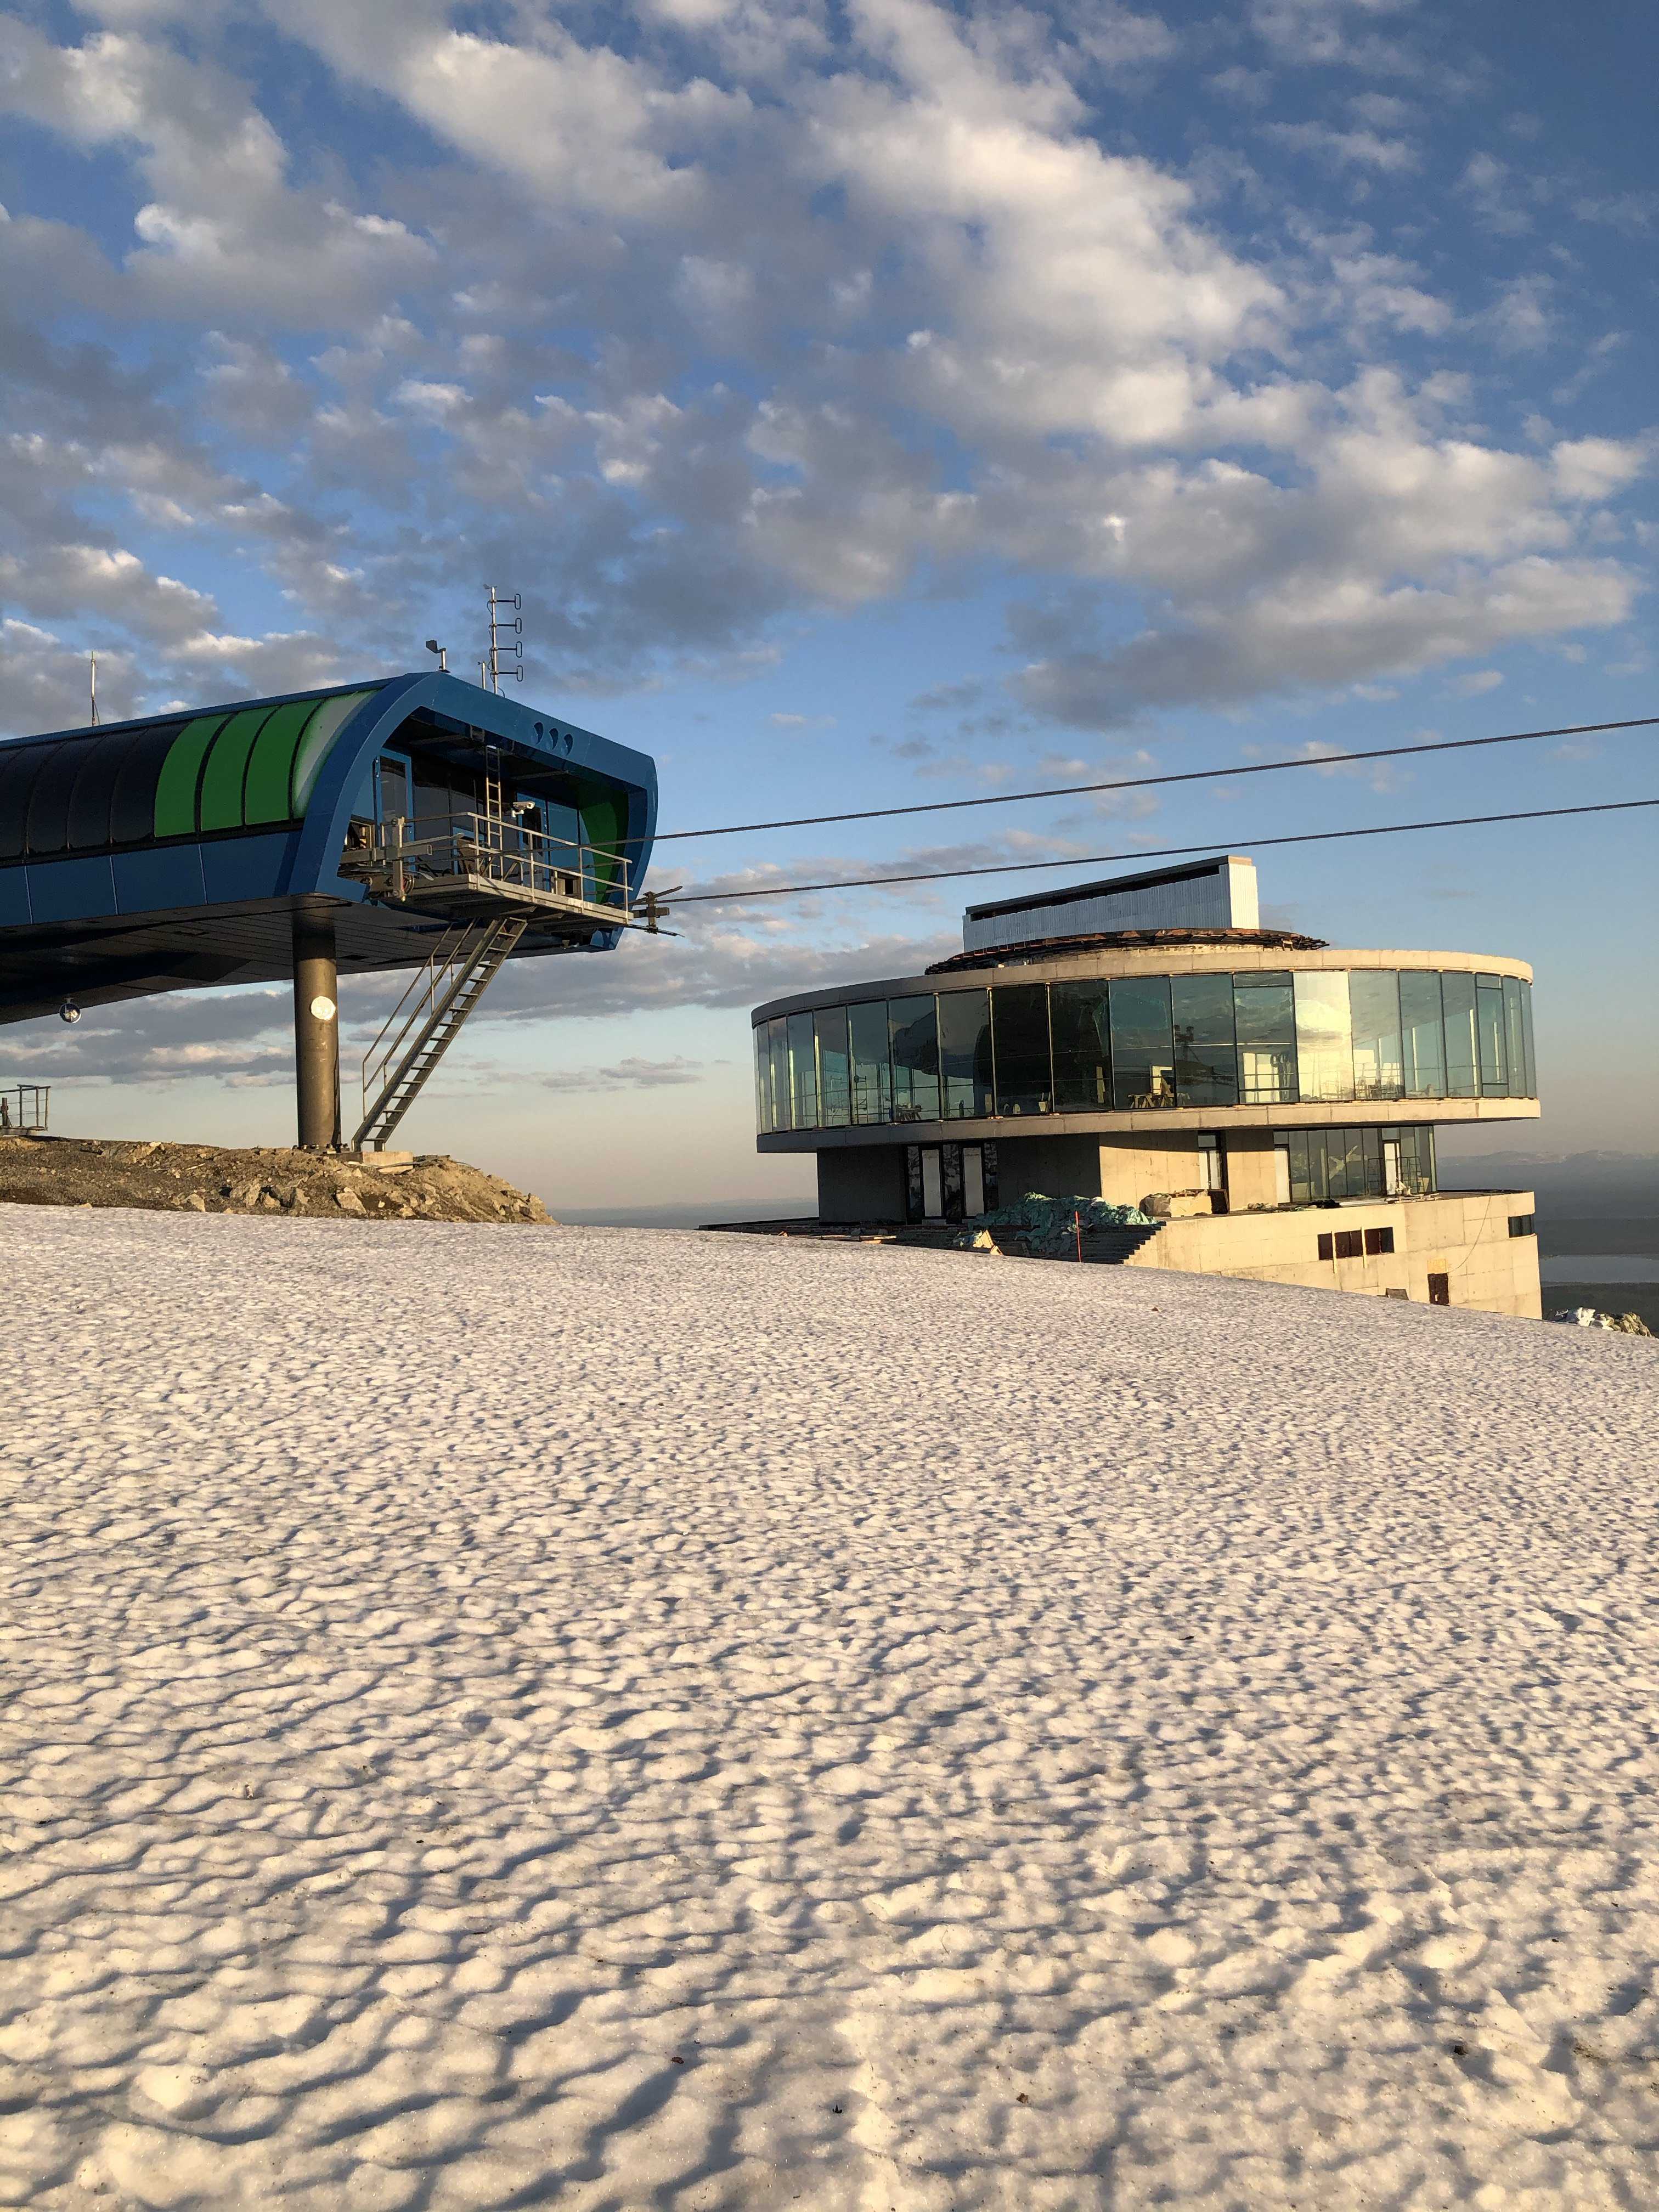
xmin=341 ymin=810 xmax=633 ymax=915
xmin=0 ymin=1084 xmax=48 ymax=1133
xmin=357 ymin=919 xmax=522 ymax=1146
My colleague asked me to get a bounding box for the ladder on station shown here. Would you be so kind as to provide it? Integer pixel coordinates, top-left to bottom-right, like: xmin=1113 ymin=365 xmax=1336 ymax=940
xmin=352 ymin=915 xmax=528 ymax=1152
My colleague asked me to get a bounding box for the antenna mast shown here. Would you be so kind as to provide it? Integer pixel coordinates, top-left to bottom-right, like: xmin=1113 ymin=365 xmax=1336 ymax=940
xmin=485 ymin=586 xmax=523 ymax=693
xmin=89 ymin=651 xmax=99 ymax=727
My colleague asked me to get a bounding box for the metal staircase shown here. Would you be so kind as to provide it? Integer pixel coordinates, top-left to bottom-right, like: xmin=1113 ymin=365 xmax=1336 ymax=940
xmin=352 ymin=916 xmax=527 ymax=1152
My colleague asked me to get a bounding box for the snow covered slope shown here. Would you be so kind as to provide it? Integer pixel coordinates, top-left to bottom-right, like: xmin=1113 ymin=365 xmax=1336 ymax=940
xmin=1 ymin=1210 xmax=1654 ymax=2210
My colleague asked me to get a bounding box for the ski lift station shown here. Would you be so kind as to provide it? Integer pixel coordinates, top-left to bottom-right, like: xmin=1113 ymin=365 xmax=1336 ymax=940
xmin=0 ymin=671 xmax=657 ymax=1149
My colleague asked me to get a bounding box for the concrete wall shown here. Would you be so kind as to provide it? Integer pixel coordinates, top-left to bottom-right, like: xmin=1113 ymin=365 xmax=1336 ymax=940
xmin=1097 ymin=1133 xmax=1210 ymax=1207
xmin=817 ymin=1147 xmax=905 ymax=1224
xmin=1125 ymin=1191 xmax=1541 ymax=1319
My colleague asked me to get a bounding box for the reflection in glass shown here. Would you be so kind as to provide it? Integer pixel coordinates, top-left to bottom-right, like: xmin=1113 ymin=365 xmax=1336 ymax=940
xmin=787 ymin=1010 xmax=818 ymax=1128
xmin=1295 ymin=971 xmax=1355 ymax=1103
xmin=1171 ymin=973 xmax=1238 ymax=1107
xmin=1233 ymin=973 xmax=1297 ymax=1104
xmin=938 ymin=989 xmax=993 ymax=1119
xmin=992 ymin=984 xmax=1053 ymax=1115
xmin=1502 ymin=975 xmax=1526 ymax=1100
xmin=1110 ymin=975 xmax=1175 ymax=1110
xmin=1441 ymin=972 xmax=1477 ymax=1097
xmin=768 ymin=1016 xmax=790 ymax=1131
xmin=1399 ymin=972 xmax=1446 ymax=1098
xmin=753 ymin=1027 xmax=771 ymax=1133
xmin=1349 ymin=971 xmax=1403 ymax=1099
xmin=849 ymin=1001 xmax=891 ymax=1124
xmin=1520 ymin=980 xmax=1537 ymax=1098
xmin=815 ymin=1005 xmax=850 ymax=1126
xmin=1397 ymin=1125 xmax=1435 ymax=1194
xmin=1049 ymin=980 xmax=1111 ymax=1110
xmin=889 ymin=995 xmax=940 ymax=1122
xmin=1475 ymin=974 xmax=1508 ymax=1096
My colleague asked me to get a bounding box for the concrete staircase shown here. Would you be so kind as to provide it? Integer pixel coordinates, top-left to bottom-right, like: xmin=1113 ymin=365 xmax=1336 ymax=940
xmin=1076 ymin=1221 xmax=1165 ymax=1265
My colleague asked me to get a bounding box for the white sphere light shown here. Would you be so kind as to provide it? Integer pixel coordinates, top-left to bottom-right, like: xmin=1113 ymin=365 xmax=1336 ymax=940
xmin=309 ymin=995 xmax=337 ymax=1023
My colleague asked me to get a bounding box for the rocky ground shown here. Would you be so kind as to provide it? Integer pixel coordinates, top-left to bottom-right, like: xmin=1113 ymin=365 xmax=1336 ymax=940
xmin=0 ymin=1134 xmax=550 ymax=1223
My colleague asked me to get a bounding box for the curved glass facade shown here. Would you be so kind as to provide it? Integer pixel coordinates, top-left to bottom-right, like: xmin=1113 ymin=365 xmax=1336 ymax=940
xmin=754 ymin=968 xmax=1534 ymax=1133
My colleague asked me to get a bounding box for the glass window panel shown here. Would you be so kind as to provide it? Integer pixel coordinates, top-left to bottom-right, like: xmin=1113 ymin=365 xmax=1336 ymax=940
xmin=815 ymin=1005 xmax=851 ymax=1127
xmin=889 ymin=996 xmax=940 ymax=1123
xmin=1476 ymin=980 xmax=1508 ymax=1096
xmin=1108 ymin=976 xmax=1173 ymax=1111
xmin=937 ymin=989 xmax=994 ymax=1120
xmin=1359 ymin=1125 xmax=1383 ymax=1197
xmin=768 ymin=1017 xmax=790 ymax=1132
xmin=1349 ymin=971 xmax=1402 ymax=1101
xmin=992 ymin=984 xmax=1054 ymax=1116
xmin=941 ymin=1143 xmax=964 ymax=1221
xmin=1171 ymin=973 xmax=1238 ymax=1107
xmin=787 ymin=1011 xmax=819 ymax=1128
xmin=1520 ymin=980 xmax=1537 ymax=1098
xmin=1502 ymin=976 xmax=1526 ymax=1099
xmin=754 ymin=1028 xmax=771 ymax=1133
xmin=1048 ymin=980 xmax=1111 ymax=1111
xmin=1232 ymin=974 xmax=1297 ymax=1104
xmin=1286 ymin=1131 xmax=1312 ymax=1206
xmin=904 ymin=1145 xmax=923 ymax=1223
xmin=1399 ymin=972 xmax=1446 ymax=1098
xmin=1398 ymin=1125 xmax=1435 ymax=1195
xmin=1306 ymin=1130 xmax=1329 ymax=1201
xmin=1294 ymin=972 xmax=1355 ymax=1103
xmin=1440 ymin=972 xmax=1477 ymax=1097
xmin=849 ymin=1001 xmax=892 ymax=1124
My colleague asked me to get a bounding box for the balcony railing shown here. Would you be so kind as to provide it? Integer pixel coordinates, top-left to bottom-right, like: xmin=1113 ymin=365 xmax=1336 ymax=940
xmin=340 ymin=810 xmax=633 ymax=919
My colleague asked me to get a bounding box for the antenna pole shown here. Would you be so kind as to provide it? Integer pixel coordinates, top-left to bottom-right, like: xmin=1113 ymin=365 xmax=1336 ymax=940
xmin=486 ymin=585 xmax=524 ymax=694
xmin=89 ymin=651 xmax=99 ymax=727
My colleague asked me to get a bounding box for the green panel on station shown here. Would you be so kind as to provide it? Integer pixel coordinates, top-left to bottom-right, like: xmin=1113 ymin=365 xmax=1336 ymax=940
xmin=153 ymin=716 xmax=227 ymax=839
xmin=242 ymin=699 xmax=314 ymax=825
xmin=198 ymin=708 xmax=272 ymax=832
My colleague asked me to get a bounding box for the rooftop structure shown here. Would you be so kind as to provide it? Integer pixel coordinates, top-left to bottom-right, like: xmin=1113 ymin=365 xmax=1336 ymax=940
xmin=0 ymin=673 xmax=657 ymax=1148
xmin=751 ymin=857 xmax=1543 ymax=1317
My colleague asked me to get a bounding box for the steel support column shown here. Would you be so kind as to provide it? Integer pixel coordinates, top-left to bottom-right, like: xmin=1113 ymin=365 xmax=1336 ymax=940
xmin=292 ymin=908 xmax=341 ymax=1150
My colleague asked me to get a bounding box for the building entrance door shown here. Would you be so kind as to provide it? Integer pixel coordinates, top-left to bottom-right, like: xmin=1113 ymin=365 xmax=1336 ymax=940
xmin=921 ymin=1148 xmax=944 ymax=1218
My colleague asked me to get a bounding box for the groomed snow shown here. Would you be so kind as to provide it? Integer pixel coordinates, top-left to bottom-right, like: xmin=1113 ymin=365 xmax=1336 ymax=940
xmin=2 ymin=1208 xmax=1655 ymax=2211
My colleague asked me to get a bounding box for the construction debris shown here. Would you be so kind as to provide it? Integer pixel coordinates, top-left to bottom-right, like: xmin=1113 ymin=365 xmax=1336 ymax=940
xmin=0 ymin=1136 xmax=550 ymax=1224
xmin=1550 ymin=1306 xmax=1653 ymax=1336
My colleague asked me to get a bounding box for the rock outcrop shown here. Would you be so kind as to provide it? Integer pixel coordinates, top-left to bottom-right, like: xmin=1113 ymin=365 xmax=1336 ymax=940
xmin=0 ymin=1136 xmax=550 ymax=1224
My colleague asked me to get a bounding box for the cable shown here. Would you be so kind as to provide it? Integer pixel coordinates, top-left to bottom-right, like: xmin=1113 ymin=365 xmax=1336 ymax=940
xmin=648 ymin=713 xmax=1659 ymax=843
xmin=668 ymin=797 xmax=1658 ymax=905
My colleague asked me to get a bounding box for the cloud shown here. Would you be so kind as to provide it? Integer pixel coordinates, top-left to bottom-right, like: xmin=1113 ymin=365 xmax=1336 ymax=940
xmin=540 ymin=1056 xmax=708 ymax=1092
xmin=0 ymin=0 xmax=1646 ymax=745
xmin=1263 ymin=122 xmax=1420 ymax=174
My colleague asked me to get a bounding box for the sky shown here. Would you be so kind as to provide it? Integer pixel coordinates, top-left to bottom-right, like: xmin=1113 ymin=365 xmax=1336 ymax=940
xmin=0 ymin=0 xmax=1654 ymax=1209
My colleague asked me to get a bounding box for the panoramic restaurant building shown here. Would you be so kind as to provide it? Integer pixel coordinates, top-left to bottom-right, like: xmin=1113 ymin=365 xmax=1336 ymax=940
xmin=751 ymin=856 xmax=1543 ymax=1316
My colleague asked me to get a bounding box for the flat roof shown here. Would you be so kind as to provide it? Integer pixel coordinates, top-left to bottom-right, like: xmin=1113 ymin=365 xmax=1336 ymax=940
xmin=964 ymin=855 xmax=1250 ymax=922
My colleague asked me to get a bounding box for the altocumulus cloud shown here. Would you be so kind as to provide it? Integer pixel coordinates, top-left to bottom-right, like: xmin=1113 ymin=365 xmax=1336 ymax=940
xmin=0 ymin=0 xmax=1649 ymax=736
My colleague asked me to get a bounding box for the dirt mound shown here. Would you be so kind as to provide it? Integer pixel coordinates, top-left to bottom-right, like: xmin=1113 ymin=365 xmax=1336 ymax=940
xmin=0 ymin=1136 xmax=551 ymax=1224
